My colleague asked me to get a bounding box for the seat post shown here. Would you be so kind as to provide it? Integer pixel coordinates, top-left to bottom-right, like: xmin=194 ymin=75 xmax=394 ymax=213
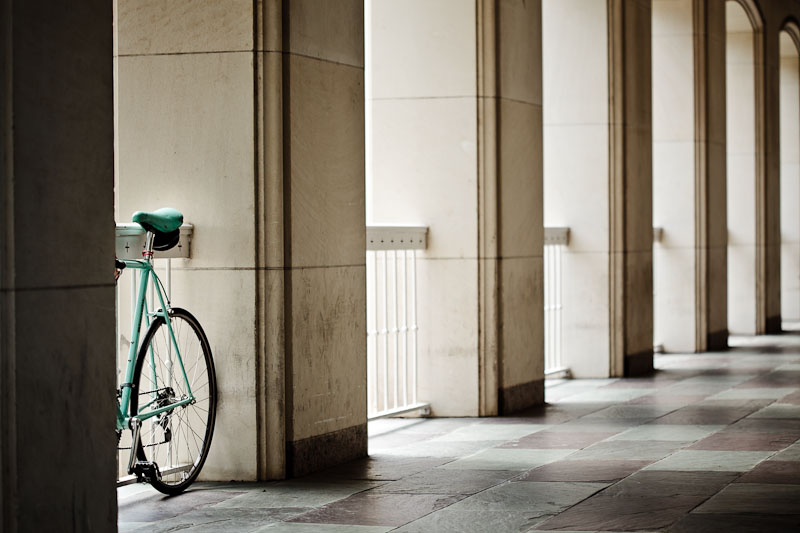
xmin=143 ymin=231 xmax=155 ymax=261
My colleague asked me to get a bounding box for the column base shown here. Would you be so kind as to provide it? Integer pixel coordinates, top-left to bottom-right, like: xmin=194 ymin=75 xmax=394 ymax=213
xmin=766 ymin=316 xmax=782 ymax=334
xmin=624 ymin=350 xmax=654 ymax=377
xmin=707 ymin=329 xmax=729 ymax=351
xmin=286 ymin=424 xmax=367 ymax=478
xmin=498 ymin=379 xmax=545 ymax=414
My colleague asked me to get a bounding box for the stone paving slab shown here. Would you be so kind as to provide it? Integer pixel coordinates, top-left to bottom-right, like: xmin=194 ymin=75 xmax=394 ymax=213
xmin=119 ymin=335 xmax=800 ymax=532
xmin=391 ymin=509 xmax=548 ymax=533
xmin=644 ymin=450 xmax=773 ymax=472
xmin=693 ymin=483 xmax=800 ymax=514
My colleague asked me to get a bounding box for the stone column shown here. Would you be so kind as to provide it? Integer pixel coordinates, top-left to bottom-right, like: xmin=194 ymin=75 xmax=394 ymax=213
xmin=369 ymin=0 xmax=544 ymax=415
xmin=701 ymin=0 xmax=730 ymax=349
xmin=260 ymin=0 xmax=367 ymax=477
xmin=494 ymin=0 xmax=545 ymax=414
xmin=543 ymin=0 xmax=653 ymax=377
xmin=762 ymin=10 xmax=784 ymax=334
xmin=1 ymin=0 xmax=117 ymax=530
xmin=116 ymin=0 xmax=366 ymax=480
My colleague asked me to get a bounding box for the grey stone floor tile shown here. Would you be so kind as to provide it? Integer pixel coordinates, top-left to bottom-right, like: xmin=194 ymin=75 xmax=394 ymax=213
xmin=440 ymin=448 xmax=575 ymax=471
xmin=212 ymin=480 xmax=383 ymax=509
xmin=369 ymin=432 xmax=439 ymax=451
xmin=256 ymin=524 xmax=393 ymax=533
xmin=288 ymin=492 xmax=464 ymax=527
xmin=609 ymin=424 xmax=723 ymax=442
xmin=734 ymin=460 xmax=800 ymax=484
xmin=119 ymin=523 xmax=149 ymax=532
xmin=644 ymin=450 xmax=773 ymax=472
xmin=376 ymin=418 xmax=473 ymax=435
xmin=667 ymin=512 xmax=800 ymax=532
xmin=385 ymin=440 xmax=503 ymax=458
xmin=371 ymin=468 xmax=517 ymax=495
xmin=694 ymin=483 xmax=800 ymax=514
xmin=558 ymin=389 xmax=655 ymax=403
xmin=583 ymin=404 xmax=680 ymax=419
xmin=534 ymin=471 xmax=737 ymax=531
xmin=547 ymin=419 xmax=640 ymax=433
xmin=309 ymin=455 xmax=454 ymax=480
xmin=445 ymin=481 xmax=606 ymax=513
xmin=709 ymin=388 xmax=797 ymax=400
xmin=518 ymin=460 xmax=652 ymax=483
xmin=119 ymin=489 xmax=243 ymax=523
xmin=430 ymin=423 xmax=551 ymax=442
xmin=128 ymin=508 xmax=309 ymax=533
xmin=749 ymin=404 xmax=800 ymax=419
xmin=392 ymin=509 xmax=549 ymax=533
xmin=773 ymin=441 xmax=800 ymax=461
xmin=565 ymin=439 xmax=687 ymax=461
xmin=678 ymin=375 xmax=757 ymax=385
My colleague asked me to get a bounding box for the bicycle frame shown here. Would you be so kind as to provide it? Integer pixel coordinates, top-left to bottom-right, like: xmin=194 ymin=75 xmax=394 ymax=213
xmin=116 ymin=257 xmax=195 ymax=433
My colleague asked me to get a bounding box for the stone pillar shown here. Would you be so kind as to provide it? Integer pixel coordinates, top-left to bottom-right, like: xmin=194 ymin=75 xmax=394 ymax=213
xmin=1 ymin=1 xmax=117 ymax=531
xmin=493 ymin=0 xmax=545 ymax=414
xmin=762 ymin=9 xmax=784 ymax=334
xmin=368 ymin=0 xmax=544 ymax=415
xmin=781 ymin=28 xmax=800 ymax=322
xmin=263 ymin=0 xmax=367 ymax=477
xmin=652 ymin=0 xmax=728 ymax=352
xmin=115 ymin=0 xmax=366 ymax=480
xmin=543 ymin=0 xmax=653 ymax=377
xmin=701 ymin=0 xmax=730 ymax=349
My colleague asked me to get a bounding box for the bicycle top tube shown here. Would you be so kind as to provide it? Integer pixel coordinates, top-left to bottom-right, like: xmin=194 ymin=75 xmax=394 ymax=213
xmin=121 ymin=258 xmax=151 ymax=270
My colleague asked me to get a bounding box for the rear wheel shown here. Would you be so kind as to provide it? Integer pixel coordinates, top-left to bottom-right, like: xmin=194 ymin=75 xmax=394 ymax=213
xmin=131 ymin=307 xmax=216 ymax=495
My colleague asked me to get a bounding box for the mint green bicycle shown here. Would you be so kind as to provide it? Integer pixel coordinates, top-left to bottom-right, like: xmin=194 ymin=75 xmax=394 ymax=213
xmin=116 ymin=208 xmax=217 ymax=495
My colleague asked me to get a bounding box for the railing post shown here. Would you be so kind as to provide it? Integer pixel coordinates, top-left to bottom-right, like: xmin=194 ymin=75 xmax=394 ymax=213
xmin=366 ymin=226 xmax=430 ymax=419
xmin=544 ymin=227 xmax=570 ymax=377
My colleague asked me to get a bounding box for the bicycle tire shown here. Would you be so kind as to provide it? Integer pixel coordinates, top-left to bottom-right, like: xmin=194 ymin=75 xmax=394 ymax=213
xmin=130 ymin=307 xmax=217 ymax=495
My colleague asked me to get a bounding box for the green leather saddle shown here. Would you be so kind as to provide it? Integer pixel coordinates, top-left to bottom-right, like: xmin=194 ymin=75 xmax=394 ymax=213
xmin=132 ymin=208 xmax=183 ymax=251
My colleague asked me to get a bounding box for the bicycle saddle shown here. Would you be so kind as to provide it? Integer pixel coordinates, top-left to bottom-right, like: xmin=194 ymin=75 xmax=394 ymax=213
xmin=132 ymin=208 xmax=183 ymax=251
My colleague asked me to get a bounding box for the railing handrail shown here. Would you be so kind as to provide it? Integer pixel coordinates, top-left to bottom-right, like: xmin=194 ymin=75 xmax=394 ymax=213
xmin=544 ymin=226 xmax=569 ymax=245
xmin=367 ymin=226 xmax=428 ymax=251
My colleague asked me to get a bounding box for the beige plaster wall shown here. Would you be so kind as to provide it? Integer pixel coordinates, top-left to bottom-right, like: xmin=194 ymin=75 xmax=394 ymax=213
xmin=652 ymin=0 xmax=698 ymax=352
xmin=368 ymin=0 xmax=544 ymax=414
xmin=115 ymin=0 xmax=259 ymax=480
xmin=543 ymin=0 xmax=611 ymax=378
xmin=726 ymin=1 xmax=759 ymax=335
xmin=369 ymin=0 xmax=481 ymax=416
xmin=115 ymin=0 xmax=367 ymax=480
xmin=780 ymin=37 xmax=800 ymax=321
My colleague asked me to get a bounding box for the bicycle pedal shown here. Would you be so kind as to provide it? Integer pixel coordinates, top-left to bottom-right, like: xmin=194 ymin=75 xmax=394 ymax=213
xmin=133 ymin=461 xmax=161 ymax=484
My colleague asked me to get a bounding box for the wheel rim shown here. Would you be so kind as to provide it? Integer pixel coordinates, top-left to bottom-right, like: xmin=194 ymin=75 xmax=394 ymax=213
xmin=134 ymin=312 xmax=214 ymax=488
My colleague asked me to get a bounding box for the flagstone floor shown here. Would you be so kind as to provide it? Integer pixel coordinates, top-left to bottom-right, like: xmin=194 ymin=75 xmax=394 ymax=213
xmin=119 ymin=331 xmax=800 ymax=532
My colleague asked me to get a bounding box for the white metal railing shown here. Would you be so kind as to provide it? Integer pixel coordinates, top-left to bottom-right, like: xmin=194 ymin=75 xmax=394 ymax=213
xmin=544 ymin=227 xmax=569 ymax=376
xmin=653 ymin=226 xmax=664 ymax=352
xmin=366 ymin=226 xmax=430 ymax=419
